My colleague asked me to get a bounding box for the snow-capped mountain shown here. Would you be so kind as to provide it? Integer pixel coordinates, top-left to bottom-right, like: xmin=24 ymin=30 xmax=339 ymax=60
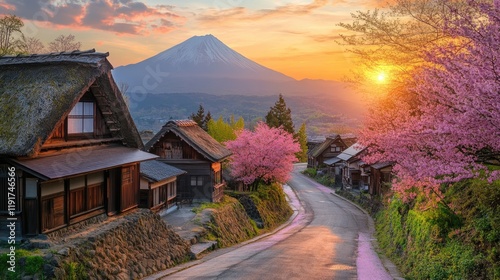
xmin=112 ymin=34 xmax=299 ymax=95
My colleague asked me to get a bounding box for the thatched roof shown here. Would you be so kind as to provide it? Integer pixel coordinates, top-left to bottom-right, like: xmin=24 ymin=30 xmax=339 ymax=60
xmin=144 ymin=120 xmax=232 ymax=162
xmin=0 ymin=49 xmax=143 ymax=157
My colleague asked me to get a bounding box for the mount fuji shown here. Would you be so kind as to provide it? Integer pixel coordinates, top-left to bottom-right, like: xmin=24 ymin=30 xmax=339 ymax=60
xmin=112 ymin=34 xmax=349 ymax=96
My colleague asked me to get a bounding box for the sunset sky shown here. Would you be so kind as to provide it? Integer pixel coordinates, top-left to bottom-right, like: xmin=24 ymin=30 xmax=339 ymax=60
xmin=0 ymin=0 xmax=385 ymax=81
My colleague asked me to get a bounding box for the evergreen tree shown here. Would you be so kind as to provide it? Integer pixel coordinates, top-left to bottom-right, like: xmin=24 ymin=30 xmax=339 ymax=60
xmin=190 ymin=104 xmax=206 ymax=129
xmin=203 ymin=111 xmax=212 ymax=131
xmin=295 ymin=123 xmax=308 ymax=162
xmin=265 ymin=94 xmax=294 ymax=134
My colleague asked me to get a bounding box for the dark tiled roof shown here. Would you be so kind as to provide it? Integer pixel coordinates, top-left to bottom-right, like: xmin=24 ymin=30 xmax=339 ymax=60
xmin=337 ymin=143 xmax=365 ymax=161
xmin=308 ymin=135 xmax=338 ymax=157
xmin=340 ymin=133 xmax=358 ymax=147
xmin=307 ymin=133 xmax=358 ymax=158
xmin=13 ymin=145 xmax=158 ymax=180
xmin=140 ymin=160 xmax=186 ymax=182
xmin=0 ymin=49 xmax=143 ymax=157
xmin=324 ymin=157 xmax=342 ymax=165
xmin=144 ymin=120 xmax=232 ymax=162
xmin=371 ymin=162 xmax=394 ymax=170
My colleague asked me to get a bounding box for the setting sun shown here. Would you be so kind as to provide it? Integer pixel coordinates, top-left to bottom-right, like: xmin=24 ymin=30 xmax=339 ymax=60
xmin=377 ymin=72 xmax=387 ymax=83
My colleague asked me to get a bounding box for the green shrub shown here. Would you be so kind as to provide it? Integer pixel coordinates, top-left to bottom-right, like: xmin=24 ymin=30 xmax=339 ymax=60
xmin=302 ymin=168 xmax=317 ymax=177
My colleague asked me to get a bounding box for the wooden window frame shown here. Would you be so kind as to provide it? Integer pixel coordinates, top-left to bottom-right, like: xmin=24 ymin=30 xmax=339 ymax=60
xmin=69 ymin=175 xmax=105 ymax=219
xmin=67 ymin=101 xmax=95 ymax=136
xmin=190 ymin=176 xmax=203 ymax=187
xmin=41 ymin=192 xmax=66 ymax=233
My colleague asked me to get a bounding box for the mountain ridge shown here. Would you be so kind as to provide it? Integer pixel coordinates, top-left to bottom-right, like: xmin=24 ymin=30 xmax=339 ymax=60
xmin=111 ymin=34 xmax=350 ymax=96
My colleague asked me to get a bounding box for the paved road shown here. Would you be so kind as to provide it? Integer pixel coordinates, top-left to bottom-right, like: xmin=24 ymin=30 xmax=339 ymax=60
xmin=161 ymin=164 xmax=391 ymax=280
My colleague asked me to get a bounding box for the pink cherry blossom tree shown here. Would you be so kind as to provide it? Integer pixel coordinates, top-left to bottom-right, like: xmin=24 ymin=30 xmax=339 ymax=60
xmin=226 ymin=122 xmax=300 ymax=191
xmin=360 ymin=0 xmax=500 ymax=200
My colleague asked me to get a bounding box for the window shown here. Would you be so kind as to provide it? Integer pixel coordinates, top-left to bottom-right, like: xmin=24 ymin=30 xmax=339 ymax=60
xmin=167 ymin=182 xmax=176 ymax=199
xmin=42 ymin=194 xmax=65 ymax=232
xmin=152 ymin=185 xmax=167 ymax=207
xmin=330 ymin=145 xmax=341 ymax=152
xmin=190 ymin=176 xmax=203 ymax=186
xmin=68 ymin=101 xmax=94 ymax=134
xmin=69 ymin=172 xmax=104 ymax=217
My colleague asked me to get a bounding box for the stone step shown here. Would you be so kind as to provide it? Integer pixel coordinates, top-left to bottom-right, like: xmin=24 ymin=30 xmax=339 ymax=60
xmin=190 ymin=241 xmax=217 ymax=259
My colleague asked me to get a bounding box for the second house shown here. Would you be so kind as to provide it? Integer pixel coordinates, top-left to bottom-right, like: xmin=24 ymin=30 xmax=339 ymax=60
xmin=144 ymin=120 xmax=232 ymax=203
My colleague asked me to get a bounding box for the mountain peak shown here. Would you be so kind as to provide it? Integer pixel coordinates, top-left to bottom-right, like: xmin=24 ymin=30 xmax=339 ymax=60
xmin=112 ymin=34 xmax=295 ymax=95
xmin=150 ymin=34 xmax=264 ymax=70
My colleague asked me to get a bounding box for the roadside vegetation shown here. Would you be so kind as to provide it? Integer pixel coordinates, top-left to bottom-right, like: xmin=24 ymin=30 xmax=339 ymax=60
xmin=303 ymin=164 xmax=500 ymax=279
xmin=0 ymin=248 xmax=46 ymax=280
xmin=335 ymin=0 xmax=500 ymax=279
xmin=377 ymin=178 xmax=500 ymax=279
xmin=193 ymin=183 xmax=293 ymax=248
xmin=302 ymin=168 xmax=335 ymax=188
xmin=191 ymin=96 xmax=297 ymax=248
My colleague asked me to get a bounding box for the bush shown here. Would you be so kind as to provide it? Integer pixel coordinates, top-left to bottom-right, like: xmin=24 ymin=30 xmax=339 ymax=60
xmin=302 ymin=168 xmax=317 ymax=177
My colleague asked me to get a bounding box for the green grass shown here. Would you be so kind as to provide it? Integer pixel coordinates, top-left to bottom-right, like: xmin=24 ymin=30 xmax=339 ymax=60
xmin=192 ymin=196 xmax=234 ymax=213
xmin=376 ymin=178 xmax=500 ymax=279
xmin=1 ymin=248 xmax=46 ymax=280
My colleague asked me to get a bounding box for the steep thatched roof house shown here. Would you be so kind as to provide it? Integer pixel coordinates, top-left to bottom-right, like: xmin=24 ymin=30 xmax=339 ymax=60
xmin=144 ymin=120 xmax=232 ymax=203
xmin=0 ymin=50 xmax=158 ymax=237
xmin=307 ymin=133 xmax=357 ymax=169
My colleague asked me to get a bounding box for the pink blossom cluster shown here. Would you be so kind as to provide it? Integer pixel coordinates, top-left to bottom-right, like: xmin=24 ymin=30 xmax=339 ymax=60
xmin=360 ymin=0 xmax=500 ymax=200
xmin=226 ymin=122 xmax=300 ymax=185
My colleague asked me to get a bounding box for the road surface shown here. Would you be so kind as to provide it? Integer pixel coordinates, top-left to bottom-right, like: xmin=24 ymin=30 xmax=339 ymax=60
xmin=160 ymin=164 xmax=393 ymax=279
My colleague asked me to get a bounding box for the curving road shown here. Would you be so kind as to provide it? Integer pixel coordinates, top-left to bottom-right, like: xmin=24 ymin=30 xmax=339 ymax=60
xmin=158 ymin=164 xmax=393 ymax=280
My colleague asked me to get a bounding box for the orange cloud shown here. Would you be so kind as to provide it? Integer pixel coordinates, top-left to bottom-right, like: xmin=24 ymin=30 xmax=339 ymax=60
xmin=0 ymin=0 xmax=185 ymax=35
xmin=198 ymin=0 xmax=329 ymax=24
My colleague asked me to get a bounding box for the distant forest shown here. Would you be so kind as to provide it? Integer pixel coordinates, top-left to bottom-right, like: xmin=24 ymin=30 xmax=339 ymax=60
xmin=126 ymin=92 xmax=364 ymax=136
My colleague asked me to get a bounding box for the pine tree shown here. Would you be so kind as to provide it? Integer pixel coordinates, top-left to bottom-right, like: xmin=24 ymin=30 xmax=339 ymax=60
xmin=295 ymin=123 xmax=308 ymax=162
xmin=265 ymin=94 xmax=294 ymax=134
xmin=190 ymin=104 xmax=206 ymax=129
xmin=203 ymin=111 xmax=212 ymax=131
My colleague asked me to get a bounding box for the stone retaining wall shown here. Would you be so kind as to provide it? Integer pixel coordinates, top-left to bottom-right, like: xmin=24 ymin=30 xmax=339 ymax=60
xmin=51 ymin=209 xmax=191 ymax=279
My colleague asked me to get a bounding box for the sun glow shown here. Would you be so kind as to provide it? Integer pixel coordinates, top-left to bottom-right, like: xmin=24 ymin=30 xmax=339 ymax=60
xmin=366 ymin=66 xmax=392 ymax=85
xmin=377 ymin=72 xmax=387 ymax=83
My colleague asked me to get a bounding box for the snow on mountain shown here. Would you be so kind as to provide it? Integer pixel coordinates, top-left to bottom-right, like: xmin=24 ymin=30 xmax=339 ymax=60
xmin=112 ymin=34 xmax=351 ymax=97
xmin=112 ymin=34 xmax=300 ymax=95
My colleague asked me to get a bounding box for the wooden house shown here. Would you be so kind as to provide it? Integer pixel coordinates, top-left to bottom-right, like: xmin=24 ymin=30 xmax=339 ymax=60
xmin=307 ymin=134 xmax=357 ymax=169
xmin=0 ymin=50 xmax=158 ymax=237
xmin=139 ymin=160 xmax=185 ymax=211
xmin=369 ymin=162 xmax=393 ymax=196
xmin=336 ymin=143 xmax=368 ymax=190
xmin=144 ymin=120 xmax=232 ymax=203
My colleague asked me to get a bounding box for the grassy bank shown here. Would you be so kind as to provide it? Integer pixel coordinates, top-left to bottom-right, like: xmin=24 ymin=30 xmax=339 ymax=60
xmin=0 ymin=248 xmax=45 ymax=280
xmin=196 ymin=182 xmax=293 ymax=248
xmin=376 ymin=178 xmax=500 ymax=279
